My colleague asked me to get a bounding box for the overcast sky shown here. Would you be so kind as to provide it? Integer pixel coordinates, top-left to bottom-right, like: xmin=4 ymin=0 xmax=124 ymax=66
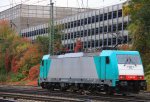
xmin=0 ymin=0 xmax=127 ymax=12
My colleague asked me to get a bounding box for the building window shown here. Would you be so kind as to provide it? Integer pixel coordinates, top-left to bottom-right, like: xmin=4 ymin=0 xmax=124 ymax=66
xmin=113 ymin=24 xmax=116 ymax=32
xmin=100 ymin=14 xmax=103 ymax=21
xmin=71 ymin=22 xmax=74 ymax=28
xmin=113 ymin=11 xmax=117 ymax=18
xmin=88 ymin=41 xmax=91 ymax=48
xmin=71 ymin=33 xmax=74 ymax=39
xmin=74 ymin=32 xmax=77 ymax=38
xmin=46 ymin=28 xmax=48 ymax=33
xmin=40 ymin=29 xmax=43 ymax=35
xmin=65 ymin=23 xmax=67 ymax=29
xmin=65 ymin=34 xmax=67 ymax=39
xmin=68 ymin=22 xmax=70 ymax=28
xmin=118 ymin=9 xmax=122 ymax=17
xmin=99 ymin=27 xmax=103 ymax=33
xmin=81 ymin=19 xmax=84 ymax=26
xmin=96 ymin=28 xmax=98 ymax=34
xmin=113 ymin=38 xmax=116 ymax=45
xmin=71 ymin=43 xmax=73 ymax=50
xmin=92 ymin=16 xmax=95 ymax=23
xmin=95 ymin=40 xmax=98 ymax=47
xmin=35 ymin=30 xmax=38 ymax=35
xmin=77 ymin=20 xmax=80 ymax=26
xmin=88 ymin=29 xmax=91 ymax=36
xmin=43 ymin=28 xmax=46 ymax=33
xmin=118 ymin=23 xmax=122 ymax=30
xmin=104 ymin=39 xmax=107 ymax=46
xmin=104 ymin=26 xmax=107 ymax=32
xmin=33 ymin=31 xmax=36 ymax=36
xmin=108 ymin=12 xmax=112 ymax=19
xmin=84 ymin=18 xmax=87 ymax=25
xmin=96 ymin=15 xmax=99 ymax=22
xmin=108 ymin=25 xmax=112 ymax=32
xmin=92 ymin=28 xmax=95 ymax=35
xmin=22 ymin=33 xmax=25 ymax=37
xmin=84 ymin=42 xmax=87 ymax=48
xmin=68 ymin=33 xmax=70 ymax=39
xmin=74 ymin=21 xmax=77 ymax=27
xmin=108 ymin=38 xmax=111 ymax=45
xmin=81 ymin=31 xmax=83 ymax=37
xmin=92 ymin=40 xmax=94 ymax=47
xmin=88 ymin=17 xmax=91 ymax=24
xmin=104 ymin=13 xmax=107 ymax=20
xmin=84 ymin=30 xmax=87 ymax=36
xmin=77 ymin=31 xmax=80 ymax=37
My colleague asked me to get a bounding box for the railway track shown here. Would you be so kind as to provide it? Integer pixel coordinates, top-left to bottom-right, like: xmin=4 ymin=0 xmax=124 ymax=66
xmin=0 ymin=92 xmax=85 ymax=102
xmin=0 ymin=85 xmax=150 ymax=102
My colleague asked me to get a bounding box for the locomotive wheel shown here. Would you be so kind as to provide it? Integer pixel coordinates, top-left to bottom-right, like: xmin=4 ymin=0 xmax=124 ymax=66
xmin=48 ymin=86 xmax=54 ymax=91
xmin=60 ymin=87 xmax=67 ymax=91
xmin=41 ymin=83 xmax=46 ymax=89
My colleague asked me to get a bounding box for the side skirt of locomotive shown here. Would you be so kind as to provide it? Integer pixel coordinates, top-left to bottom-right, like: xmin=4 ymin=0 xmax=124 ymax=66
xmin=40 ymin=78 xmax=115 ymax=94
xmin=40 ymin=79 xmax=147 ymax=94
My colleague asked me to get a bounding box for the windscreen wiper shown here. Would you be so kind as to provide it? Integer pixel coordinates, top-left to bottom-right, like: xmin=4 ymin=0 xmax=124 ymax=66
xmin=124 ymin=58 xmax=128 ymax=66
xmin=129 ymin=57 xmax=136 ymax=66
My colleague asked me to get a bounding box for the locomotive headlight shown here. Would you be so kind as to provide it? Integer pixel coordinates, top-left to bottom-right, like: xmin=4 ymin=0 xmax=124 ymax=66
xmin=119 ymin=75 xmax=126 ymax=80
xmin=138 ymin=76 xmax=144 ymax=80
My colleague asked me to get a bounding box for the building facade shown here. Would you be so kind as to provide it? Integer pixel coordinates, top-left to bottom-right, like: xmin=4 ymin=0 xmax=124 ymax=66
xmin=0 ymin=4 xmax=91 ymax=33
xmin=21 ymin=2 xmax=129 ymax=51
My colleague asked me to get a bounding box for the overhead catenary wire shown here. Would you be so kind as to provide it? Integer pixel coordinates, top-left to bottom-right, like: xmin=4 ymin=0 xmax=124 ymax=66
xmin=31 ymin=0 xmax=47 ymax=5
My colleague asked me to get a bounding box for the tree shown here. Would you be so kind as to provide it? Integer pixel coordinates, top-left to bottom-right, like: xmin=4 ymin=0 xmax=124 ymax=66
xmin=125 ymin=0 xmax=150 ymax=73
xmin=0 ymin=20 xmax=43 ymax=82
xmin=35 ymin=25 xmax=64 ymax=55
xmin=35 ymin=36 xmax=50 ymax=54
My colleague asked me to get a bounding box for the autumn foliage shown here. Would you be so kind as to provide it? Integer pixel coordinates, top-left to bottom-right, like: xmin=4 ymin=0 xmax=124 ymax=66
xmin=0 ymin=20 xmax=43 ymax=85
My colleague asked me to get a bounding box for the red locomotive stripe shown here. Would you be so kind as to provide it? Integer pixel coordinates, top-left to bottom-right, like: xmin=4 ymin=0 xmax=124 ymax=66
xmin=119 ymin=75 xmax=144 ymax=80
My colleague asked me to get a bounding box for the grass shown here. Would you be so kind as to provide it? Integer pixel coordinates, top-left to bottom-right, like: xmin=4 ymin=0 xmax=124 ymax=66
xmin=0 ymin=73 xmax=7 ymax=82
xmin=145 ymin=75 xmax=150 ymax=91
xmin=0 ymin=68 xmax=7 ymax=82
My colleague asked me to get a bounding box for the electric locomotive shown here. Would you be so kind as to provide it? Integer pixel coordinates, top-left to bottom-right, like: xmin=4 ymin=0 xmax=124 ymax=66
xmin=39 ymin=50 xmax=147 ymax=94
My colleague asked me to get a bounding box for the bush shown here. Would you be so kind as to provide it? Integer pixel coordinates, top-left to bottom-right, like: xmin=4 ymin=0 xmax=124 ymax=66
xmin=0 ymin=68 xmax=7 ymax=82
xmin=145 ymin=74 xmax=150 ymax=91
xmin=145 ymin=64 xmax=150 ymax=91
xmin=0 ymin=73 xmax=7 ymax=82
xmin=10 ymin=72 xmax=26 ymax=82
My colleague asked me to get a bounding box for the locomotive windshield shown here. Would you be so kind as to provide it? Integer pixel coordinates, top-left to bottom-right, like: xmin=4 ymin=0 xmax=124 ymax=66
xmin=117 ymin=55 xmax=141 ymax=65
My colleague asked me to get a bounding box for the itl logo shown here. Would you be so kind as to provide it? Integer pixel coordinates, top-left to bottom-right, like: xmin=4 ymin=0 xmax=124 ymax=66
xmin=127 ymin=66 xmax=135 ymax=69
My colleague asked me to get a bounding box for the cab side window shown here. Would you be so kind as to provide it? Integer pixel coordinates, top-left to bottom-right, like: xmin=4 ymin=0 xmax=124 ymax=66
xmin=42 ymin=60 xmax=44 ymax=66
xmin=106 ymin=56 xmax=110 ymax=64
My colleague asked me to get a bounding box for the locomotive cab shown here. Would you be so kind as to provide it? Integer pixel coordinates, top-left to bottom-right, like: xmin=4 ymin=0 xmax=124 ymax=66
xmin=115 ymin=52 xmax=147 ymax=93
xmin=100 ymin=50 xmax=147 ymax=94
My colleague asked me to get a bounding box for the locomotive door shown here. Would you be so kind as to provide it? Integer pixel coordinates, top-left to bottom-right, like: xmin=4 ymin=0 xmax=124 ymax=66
xmin=100 ymin=57 xmax=106 ymax=80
